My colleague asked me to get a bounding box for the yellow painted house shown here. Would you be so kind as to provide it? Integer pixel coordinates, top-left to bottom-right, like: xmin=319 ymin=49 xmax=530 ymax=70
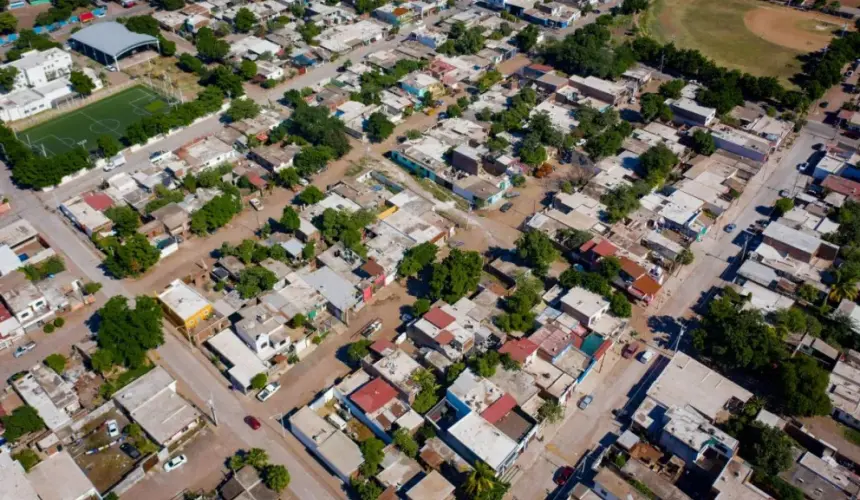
xmin=157 ymin=279 xmax=214 ymax=331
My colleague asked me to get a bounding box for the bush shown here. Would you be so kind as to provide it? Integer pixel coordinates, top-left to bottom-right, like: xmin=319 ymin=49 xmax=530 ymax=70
xmin=83 ymin=282 xmax=103 ymax=295
xmin=251 ymin=372 xmax=268 ymax=390
xmin=12 ymin=449 xmax=40 ymax=471
xmin=53 ymin=317 xmax=64 ymax=328
xmin=44 ymin=353 xmax=66 ymax=374
xmin=43 ymin=324 xmax=55 ymax=334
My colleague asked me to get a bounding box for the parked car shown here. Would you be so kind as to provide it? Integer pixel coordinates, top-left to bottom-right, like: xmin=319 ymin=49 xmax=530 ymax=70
xmin=578 ymin=394 xmax=594 ymax=410
xmin=500 ymin=202 xmax=514 ymax=213
xmin=554 ymin=465 xmax=575 ymax=486
xmin=622 ymin=342 xmax=641 ymax=359
xmin=250 ymin=198 xmax=263 ymax=211
xmin=120 ymin=443 xmax=141 ymax=460
xmin=256 ymin=382 xmax=281 ymax=402
xmin=163 ymin=455 xmax=187 ymax=472
xmin=245 ymin=415 xmax=262 ymax=430
xmin=106 ymin=419 xmax=119 ymax=438
xmin=149 ymin=150 xmax=167 ymax=162
xmin=401 ymin=312 xmax=414 ymax=323
xmin=779 ymin=189 xmax=791 ymax=198
xmin=724 ymin=223 xmax=737 ymax=233
xmin=361 ymin=319 xmax=382 ymax=337
xmin=639 ymin=350 xmax=655 ymax=364
xmin=504 ymin=191 xmax=521 ymax=198
xmin=13 ymin=341 xmax=36 ymax=358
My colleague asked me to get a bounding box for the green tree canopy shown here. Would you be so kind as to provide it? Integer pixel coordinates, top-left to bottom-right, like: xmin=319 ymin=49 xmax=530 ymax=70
xmin=234 ymin=7 xmax=257 ymax=33
xmin=69 ymin=71 xmax=95 ymax=96
xmin=428 ymin=249 xmax=483 ymax=303
xmin=691 ymin=129 xmax=716 ymax=156
xmin=96 ymin=295 xmax=164 ymax=369
xmin=364 ymin=112 xmax=395 ymax=143
xmin=516 ymin=231 xmax=559 ymax=276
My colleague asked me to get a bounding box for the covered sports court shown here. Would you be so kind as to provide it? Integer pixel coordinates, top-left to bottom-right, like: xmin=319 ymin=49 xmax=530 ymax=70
xmin=68 ymin=21 xmax=159 ymax=70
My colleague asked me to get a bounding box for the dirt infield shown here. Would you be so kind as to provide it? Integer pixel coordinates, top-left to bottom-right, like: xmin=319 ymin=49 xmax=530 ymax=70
xmin=745 ymin=6 xmax=849 ymax=52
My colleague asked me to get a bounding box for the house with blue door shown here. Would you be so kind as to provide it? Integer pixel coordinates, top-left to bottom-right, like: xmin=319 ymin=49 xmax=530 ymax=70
xmin=399 ymin=72 xmax=445 ymax=100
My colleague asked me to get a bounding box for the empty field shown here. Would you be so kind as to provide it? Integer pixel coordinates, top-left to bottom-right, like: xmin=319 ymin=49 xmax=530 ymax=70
xmin=645 ymin=0 xmax=849 ymax=81
xmin=19 ymin=85 xmax=173 ymax=157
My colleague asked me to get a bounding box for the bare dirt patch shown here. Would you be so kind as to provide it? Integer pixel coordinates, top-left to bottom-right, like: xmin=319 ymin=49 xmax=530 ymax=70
xmin=744 ymin=6 xmax=849 ymax=52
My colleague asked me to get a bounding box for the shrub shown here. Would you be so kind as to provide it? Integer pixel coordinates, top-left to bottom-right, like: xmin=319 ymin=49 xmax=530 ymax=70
xmin=43 ymin=323 xmax=55 ymax=334
xmin=12 ymin=449 xmax=40 ymax=471
xmin=251 ymin=372 xmax=268 ymax=390
xmin=53 ymin=317 xmax=64 ymax=328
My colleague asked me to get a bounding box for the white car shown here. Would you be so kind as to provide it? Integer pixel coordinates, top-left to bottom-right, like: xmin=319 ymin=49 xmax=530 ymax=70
xmin=639 ymin=350 xmax=655 ymax=364
xmin=256 ymin=382 xmax=281 ymax=402
xmin=106 ymin=419 xmax=119 ymax=438
xmin=163 ymin=454 xmax=187 ymax=472
xmin=250 ymin=198 xmax=263 ymax=211
xmin=103 ymin=162 xmax=118 ymax=172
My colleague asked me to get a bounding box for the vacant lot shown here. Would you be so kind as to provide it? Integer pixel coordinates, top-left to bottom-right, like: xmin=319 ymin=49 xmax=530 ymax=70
xmin=645 ymin=0 xmax=848 ymax=81
xmin=19 ymin=85 xmax=172 ymax=157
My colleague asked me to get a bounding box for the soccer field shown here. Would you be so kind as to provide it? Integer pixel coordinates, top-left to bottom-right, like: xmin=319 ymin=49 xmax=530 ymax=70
xmin=20 ymin=85 xmax=173 ymax=157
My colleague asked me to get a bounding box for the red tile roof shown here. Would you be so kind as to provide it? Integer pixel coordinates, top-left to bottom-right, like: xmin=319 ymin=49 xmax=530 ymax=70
xmin=361 ymin=259 xmax=385 ymax=277
xmin=620 ymin=257 xmax=646 ymax=279
xmin=370 ymin=338 xmax=396 ymax=356
xmin=435 ymin=330 xmax=455 ymax=346
xmin=592 ymin=240 xmax=618 ymax=258
xmin=499 ymin=338 xmax=538 ymax=364
xmin=480 ymin=393 xmax=517 ymax=424
xmin=527 ymin=63 xmax=553 ymax=73
xmin=79 ymin=11 xmax=94 ymax=21
xmin=350 ymin=378 xmax=397 ymax=414
xmin=82 ymin=192 xmax=114 ymax=212
xmin=0 ymin=302 xmax=12 ymax=322
xmin=246 ymin=172 xmax=267 ymax=189
xmin=823 ymin=175 xmax=860 ymax=201
xmin=579 ymin=239 xmax=596 ymax=253
xmin=632 ymin=275 xmax=662 ymax=296
xmin=424 ymin=307 xmax=455 ymax=329
xmin=593 ymin=339 xmax=613 ymax=360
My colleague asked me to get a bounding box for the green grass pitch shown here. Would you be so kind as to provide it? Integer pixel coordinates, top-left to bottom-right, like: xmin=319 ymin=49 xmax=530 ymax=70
xmin=20 ymin=85 xmax=173 ymax=157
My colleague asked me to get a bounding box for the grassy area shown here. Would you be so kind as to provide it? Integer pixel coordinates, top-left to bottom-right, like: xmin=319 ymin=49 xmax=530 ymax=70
xmin=100 ymin=363 xmax=155 ymax=398
xmin=125 ymin=56 xmax=205 ymax=100
xmin=844 ymin=426 xmax=860 ymax=446
xmin=644 ymin=0 xmax=803 ymax=82
xmin=20 ymin=86 xmax=173 ymax=157
xmin=419 ymin=178 xmax=470 ymax=211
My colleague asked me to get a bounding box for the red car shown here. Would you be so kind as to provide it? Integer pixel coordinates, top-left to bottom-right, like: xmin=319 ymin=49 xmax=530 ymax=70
xmin=622 ymin=341 xmax=642 ymax=359
xmin=245 ymin=415 xmax=262 ymax=430
xmin=554 ymin=465 xmax=575 ymax=486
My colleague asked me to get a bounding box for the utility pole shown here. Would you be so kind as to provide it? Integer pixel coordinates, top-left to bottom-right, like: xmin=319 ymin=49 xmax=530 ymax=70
xmin=674 ymin=326 xmax=685 ymax=352
xmin=208 ymin=393 xmax=218 ymax=426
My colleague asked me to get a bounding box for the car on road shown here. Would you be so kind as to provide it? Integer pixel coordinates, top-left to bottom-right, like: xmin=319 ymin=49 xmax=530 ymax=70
xmin=13 ymin=341 xmax=36 ymax=358
xmin=256 ymin=382 xmax=281 ymax=402
xmin=103 ymin=162 xmax=118 ymax=172
xmin=361 ymin=319 xmax=383 ymax=337
xmin=622 ymin=341 xmax=641 ymax=359
xmin=724 ymin=223 xmax=736 ymax=233
xmin=249 ymin=198 xmax=263 ymax=211
xmin=119 ymin=443 xmax=141 ymax=460
xmin=554 ymin=465 xmax=575 ymax=486
xmin=401 ymin=312 xmax=414 ymax=323
xmin=149 ymin=150 xmax=168 ymax=162
xmin=639 ymin=350 xmax=655 ymax=364
xmin=245 ymin=415 xmax=262 ymax=430
xmin=500 ymin=202 xmax=514 ymax=213
xmin=163 ymin=455 xmax=187 ymax=472
xmin=106 ymin=419 xmax=119 ymax=438
xmin=779 ymin=190 xmax=791 ymax=198
xmin=578 ymin=394 xmax=594 ymax=410
xmin=504 ymin=191 xmax=521 ymax=198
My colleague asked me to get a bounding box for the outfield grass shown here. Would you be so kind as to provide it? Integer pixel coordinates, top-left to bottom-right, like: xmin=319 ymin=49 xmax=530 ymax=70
xmin=644 ymin=0 xmax=804 ymax=82
xmin=20 ymin=85 xmax=173 ymax=157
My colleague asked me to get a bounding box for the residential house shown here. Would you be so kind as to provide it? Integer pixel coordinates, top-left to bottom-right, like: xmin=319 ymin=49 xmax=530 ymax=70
xmin=234 ymin=302 xmax=290 ymax=361
xmin=157 ymin=279 xmax=215 ymax=332
xmin=559 ymin=287 xmax=609 ymax=329
xmin=207 ymin=328 xmax=269 ymax=393
xmin=400 ymin=72 xmax=445 ymax=100
xmin=289 ymin=405 xmax=364 ymax=482
xmin=668 ymin=98 xmax=716 ymax=127
xmin=568 ymin=75 xmax=627 ymax=105
xmin=59 ymin=192 xmax=114 ymax=237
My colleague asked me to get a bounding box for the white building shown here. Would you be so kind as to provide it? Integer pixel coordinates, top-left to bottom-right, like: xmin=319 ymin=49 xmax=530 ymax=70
xmin=4 ymin=48 xmax=73 ymax=91
xmin=207 ymin=328 xmax=269 ymax=393
xmin=559 ymin=287 xmax=609 ymax=329
xmin=289 ymin=405 xmax=364 ymax=482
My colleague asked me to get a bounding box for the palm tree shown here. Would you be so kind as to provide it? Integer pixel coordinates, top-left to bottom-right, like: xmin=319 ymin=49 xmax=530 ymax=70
xmin=829 ymin=269 xmax=859 ymax=303
xmin=464 ymin=462 xmax=496 ymax=498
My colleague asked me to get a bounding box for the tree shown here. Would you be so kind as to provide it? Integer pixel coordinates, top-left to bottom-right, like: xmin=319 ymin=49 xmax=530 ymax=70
xmin=780 ymin=355 xmax=832 ymax=416
xmin=639 ymin=144 xmax=678 ymax=186
xmin=154 ymin=0 xmax=184 ymax=9
xmin=251 ymin=373 xmax=268 ymax=390
xmin=263 ymin=464 xmax=290 ymax=492
xmin=0 ymin=12 xmax=17 ymax=35
xmin=749 ymin=424 xmax=795 ymax=476
xmin=428 ymin=249 xmax=483 ymax=303
xmin=405 ymin=129 xmax=422 ymax=140
xmin=364 ymin=112 xmax=395 ymax=143
xmin=280 ymin=206 xmax=301 ymax=233
xmin=123 ymin=15 xmax=160 ymax=36
xmin=515 ymin=24 xmax=540 ymax=52
xmin=519 ymin=134 xmax=547 ymax=167
xmin=302 ymin=241 xmax=315 ymax=260
xmin=237 ymin=266 xmax=277 ymax=298
xmin=659 ymin=79 xmax=685 ymax=99
xmin=351 ymin=477 xmax=384 ymax=500
xmin=297 ymin=21 xmax=321 ymax=43
xmin=599 ymin=256 xmax=621 ymax=278
xmin=239 ymin=59 xmax=258 ymax=80
xmin=347 ymin=339 xmax=373 ymax=363
xmin=69 ymin=71 xmax=95 ymax=96
xmin=226 ymin=98 xmax=261 ymax=122
xmin=496 ymin=276 xmax=542 ymax=333
xmin=206 ymin=65 xmax=245 ymax=97
xmin=235 ymin=7 xmax=257 ymax=33
xmin=411 ymin=369 xmax=441 ymax=414
xmin=0 ymin=66 xmax=17 ymax=92
xmin=1 ymin=405 xmax=46 ymax=442
xmin=101 ymin=233 xmax=161 ymax=278
xmin=278 ymin=167 xmax=301 ymax=189
xmin=538 ymin=400 xmax=564 ymax=423
xmin=620 ymin=0 xmax=649 ymax=13
xmin=20 ymin=255 xmax=65 ymax=281
xmin=90 ymin=349 xmax=114 ymax=374
xmin=412 ymin=298 xmax=431 ymax=316
xmin=830 ymin=268 xmax=859 ymax=302
xmin=359 ymin=438 xmax=386 ymax=476
xmin=691 ymin=129 xmax=716 ymax=155
xmin=97 ymin=134 xmax=121 ymax=158
xmin=609 ymin=293 xmax=632 ymax=317
xmin=44 ymin=353 xmax=67 ymax=374
xmin=464 ymin=462 xmax=500 ymax=499
xmin=398 ymin=242 xmax=438 ymax=278
xmin=446 ymin=362 xmax=466 ymax=385
xmin=12 ymin=449 xmax=40 ymax=471
xmin=393 ymin=429 xmax=419 ymax=458
xmin=773 ymin=197 xmax=795 ymax=217
xmin=105 ymin=206 xmax=141 ymax=239
xmin=196 ymin=27 xmax=230 ymax=62
xmin=639 ymin=93 xmax=671 ymax=123
xmin=96 ymin=295 xmax=164 ymax=369
xmin=297 ymin=186 xmax=325 ymax=206
xmin=289 ymin=104 xmax=352 ymax=157
xmin=516 ymin=231 xmax=559 ymax=276
xmin=678 ymin=248 xmax=695 ymax=265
